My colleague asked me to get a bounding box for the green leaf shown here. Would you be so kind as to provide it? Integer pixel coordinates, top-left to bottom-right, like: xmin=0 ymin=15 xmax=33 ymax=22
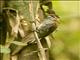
xmin=10 ymin=41 xmax=27 ymax=46
xmin=0 ymin=45 xmax=10 ymax=54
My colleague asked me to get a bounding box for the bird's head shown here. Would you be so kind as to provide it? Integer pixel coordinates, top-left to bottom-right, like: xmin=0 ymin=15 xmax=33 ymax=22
xmin=47 ymin=15 xmax=60 ymax=25
xmin=46 ymin=9 xmax=60 ymax=24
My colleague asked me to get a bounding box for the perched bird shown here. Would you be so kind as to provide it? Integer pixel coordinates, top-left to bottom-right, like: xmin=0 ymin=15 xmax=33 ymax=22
xmin=37 ymin=15 xmax=58 ymax=38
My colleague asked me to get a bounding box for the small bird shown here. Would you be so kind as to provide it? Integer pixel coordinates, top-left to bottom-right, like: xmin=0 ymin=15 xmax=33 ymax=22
xmin=37 ymin=15 xmax=58 ymax=38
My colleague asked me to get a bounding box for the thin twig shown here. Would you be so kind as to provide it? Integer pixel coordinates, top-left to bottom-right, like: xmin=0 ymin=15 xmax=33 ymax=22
xmin=29 ymin=1 xmax=47 ymax=60
xmin=24 ymin=48 xmax=48 ymax=56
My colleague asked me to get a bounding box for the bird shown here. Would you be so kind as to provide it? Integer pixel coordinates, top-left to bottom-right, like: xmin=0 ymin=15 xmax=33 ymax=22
xmin=22 ymin=15 xmax=59 ymax=44
xmin=37 ymin=15 xmax=58 ymax=38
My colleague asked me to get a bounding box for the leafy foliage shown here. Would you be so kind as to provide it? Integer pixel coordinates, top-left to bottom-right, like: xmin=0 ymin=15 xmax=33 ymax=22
xmin=0 ymin=45 xmax=10 ymax=54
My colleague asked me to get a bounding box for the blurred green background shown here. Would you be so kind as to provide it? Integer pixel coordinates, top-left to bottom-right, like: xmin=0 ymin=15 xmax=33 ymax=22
xmin=50 ymin=1 xmax=80 ymax=60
